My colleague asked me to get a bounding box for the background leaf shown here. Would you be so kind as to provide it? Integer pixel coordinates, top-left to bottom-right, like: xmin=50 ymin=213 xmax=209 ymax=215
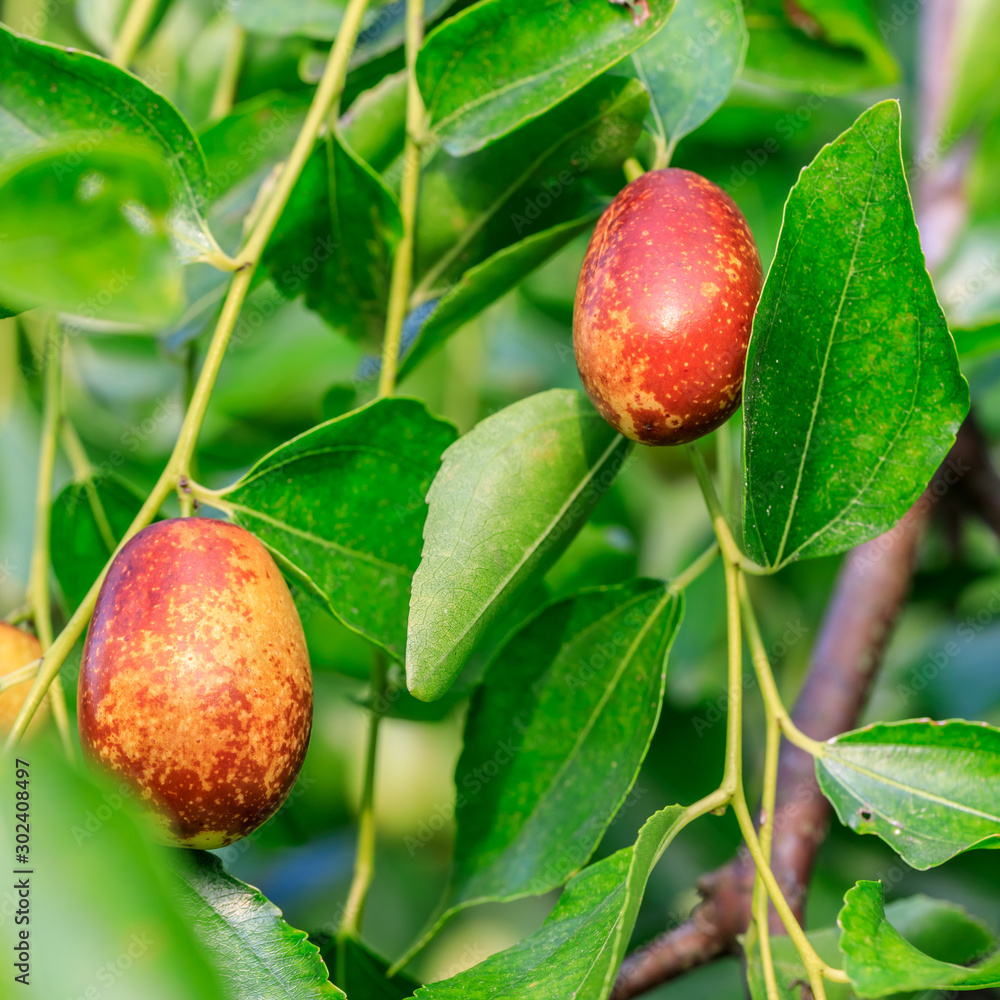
xmin=0 ymin=746 xmax=221 ymax=999
xmin=415 ymin=805 xmax=688 ymax=1000
xmin=816 ymin=719 xmax=1000 ymax=869
xmin=399 ymin=214 xmax=599 ymax=380
xmin=51 ymin=474 xmax=150 ymax=613
xmin=0 ymin=144 xmax=181 ymax=324
xmin=221 ymin=398 xmax=457 ymax=661
xmin=415 ymin=0 xmax=675 ymax=155
xmin=445 ymin=581 xmax=681 ymax=912
xmin=406 ymin=389 xmax=632 ymax=701
xmin=630 ymin=0 xmax=747 ymax=156
xmin=173 ymin=851 xmax=344 ymax=999
xmin=0 ymin=25 xmax=219 ymax=261
xmin=317 ymin=937 xmax=420 ymax=999
xmin=741 ymin=0 xmax=898 ymax=94
xmin=839 ymin=881 xmax=1000 ymax=996
xmin=743 ymin=100 xmax=968 ymax=570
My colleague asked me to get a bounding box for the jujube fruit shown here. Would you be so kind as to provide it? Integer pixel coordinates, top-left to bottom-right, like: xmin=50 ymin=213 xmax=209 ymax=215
xmin=78 ymin=517 xmax=312 ymax=849
xmin=573 ymin=168 xmax=763 ymax=445
xmin=0 ymin=622 xmax=48 ymax=738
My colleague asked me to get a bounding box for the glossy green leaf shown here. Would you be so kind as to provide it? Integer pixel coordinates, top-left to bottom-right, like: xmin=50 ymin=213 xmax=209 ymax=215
xmin=816 ymin=720 xmax=1000 ymax=869
xmin=631 ymin=0 xmax=747 ymax=154
xmin=741 ymin=0 xmax=897 ymax=93
xmin=50 ymin=474 xmax=149 ymax=613
xmin=406 ymin=389 xmax=632 ymax=701
xmin=0 ymin=25 xmax=219 ymax=261
xmin=449 ymin=581 xmax=681 ymax=910
xmin=0 ymin=145 xmax=181 ymax=324
xmin=0 ymin=745 xmax=220 ymax=999
xmin=221 ymin=398 xmax=457 ymax=661
xmin=318 ymin=937 xmax=420 ymax=999
xmin=173 ymin=851 xmax=343 ymax=999
xmin=399 ymin=214 xmax=599 ymax=380
xmin=840 ymin=881 xmax=1000 ymax=996
xmin=416 ymin=0 xmax=675 ymax=155
xmin=413 ymin=75 xmax=647 ymax=292
xmin=743 ymin=100 xmax=969 ymax=570
xmin=416 ymin=805 xmax=688 ymax=999
xmin=748 ymin=895 xmax=997 ymax=1000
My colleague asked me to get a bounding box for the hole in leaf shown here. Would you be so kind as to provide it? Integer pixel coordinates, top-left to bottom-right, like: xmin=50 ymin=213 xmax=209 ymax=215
xmin=859 ymin=807 xmax=873 ymax=822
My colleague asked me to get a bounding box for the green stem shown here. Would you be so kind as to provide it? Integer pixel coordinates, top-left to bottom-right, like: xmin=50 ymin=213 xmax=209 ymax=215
xmin=0 ymin=661 xmax=40 ymax=695
xmin=667 ymin=541 xmax=718 ymax=594
xmin=717 ymin=419 xmax=733 ymax=520
xmin=732 ymin=792 xmax=830 ymax=1000
xmin=339 ymin=652 xmax=389 ymax=939
xmin=687 ymin=444 xmax=768 ymax=575
xmin=751 ymin=711 xmax=781 ymax=1000
xmin=623 ymin=156 xmax=645 ymax=183
xmin=26 ymin=320 xmax=73 ymax=759
xmin=110 ymin=0 xmax=158 ymax=68
xmin=209 ymin=22 xmax=246 ymax=121
xmin=3 ymin=0 xmax=373 ymax=751
xmin=377 ymin=0 xmax=426 ymax=397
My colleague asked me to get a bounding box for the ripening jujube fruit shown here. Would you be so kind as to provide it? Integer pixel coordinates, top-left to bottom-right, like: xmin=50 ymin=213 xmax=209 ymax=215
xmin=0 ymin=622 xmax=48 ymax=738
xmin=573 ymin=168 xmax=763 ymax=445
xmin=78 ymin=517 xmax=313 ymax=849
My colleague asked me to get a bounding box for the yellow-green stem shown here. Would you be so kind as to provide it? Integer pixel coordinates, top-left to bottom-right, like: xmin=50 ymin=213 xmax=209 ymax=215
xmin=209 ymin=22 xmax=246 ymax=121
xmin=377 ymin=0 xmax=426 ymax=397
xmin=732 ymin=792 xmax=829 ymax=1000
xmin=0 ymin=661 xmax=39 ymax=694
xmin=339 ymin=653 xmax=389 ymax=938
xmin=26 ymin=321 xmax=73 ymax=759
xmin=623 ymin=156 xmax=645 ymax=182
xmin=717 ymin=419 xmax=733 ymax=520
xmin=4 ymin=0 xmax=374 ymax=751
xmin=110 ymin=0 xmax=158 ymax=67
xmin=751 ymin=711 xmax=781 ymax=1000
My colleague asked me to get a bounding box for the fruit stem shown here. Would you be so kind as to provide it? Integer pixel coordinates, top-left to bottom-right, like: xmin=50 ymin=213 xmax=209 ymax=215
xmin=110 ymin=0 xmax=158 ymax=67
xmin=339 ymin=651 xmax=389 ymax=939
xmin=3 ymin=0 xmax=374 ymax=750
xmin=209 ymin=21 xmax=246 ymax=122
xmin=623 ymin=156 xmax=645 ymax=182
xmin=25 ymin=318 xmax=74 ymax=759
xmin=377 ymin=0 xmax=426 ymax=397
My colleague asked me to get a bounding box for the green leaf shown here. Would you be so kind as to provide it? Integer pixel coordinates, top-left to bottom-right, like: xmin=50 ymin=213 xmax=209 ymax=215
xmin=0 ymin=25 xmax=219 ymax=261
xmin=816 ymin=719 xmax=1000 ymax=870
xmin=748 ymin=895 xmax=997 ymax=1000
xmin=318 ymin=937 xmax=420 ymax=999
xmin=399 ymin=214 xmax=599 ymax=380
xmin=631 ymin=0 xmax=747 ymax=154
xmin=51 ymin=474 xmax=150 ymax=613
xmin=416 ymin=0 xmax=675 ymax=155
xmin=0 ymin=144 xmax=182 ymax=324
xmin=413 ymin=75 xmax=647 ymax=292
xmin=173 ymin=851 xmax=344 ymax=999
xmin=415 ymin=805 xmax=688 ymax=999
xmin=221 ymin=398 xmax=457 ymax=662
xmin=0 ymin=745 xmax=220 ymax=999
xmin=839 ymin=881 xmax=1000 ymax=996
xmin=448 ymin=581 xmax=681 ymax=911
xmin=406 ymin=389 xmax=632 ymax=701
xmin=741 ymin=0 xmax=898 ymax=93
xmin=265 ymin=131 xmax=401 ymax=343
xmin=341 ymin=72 xmax=408 ymax=172
xmin=742 ymin=100 xmax=969 ymax=570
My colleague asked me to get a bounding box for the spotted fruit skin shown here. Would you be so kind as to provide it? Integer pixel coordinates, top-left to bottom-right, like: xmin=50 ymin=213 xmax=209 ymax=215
xmin=79 ymin=518 xmax=312 ymax=849
xmin=0 ymin=623 xmax=48 ymax=737
xmin=573 ymin=168 xmax=763 ymax=445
